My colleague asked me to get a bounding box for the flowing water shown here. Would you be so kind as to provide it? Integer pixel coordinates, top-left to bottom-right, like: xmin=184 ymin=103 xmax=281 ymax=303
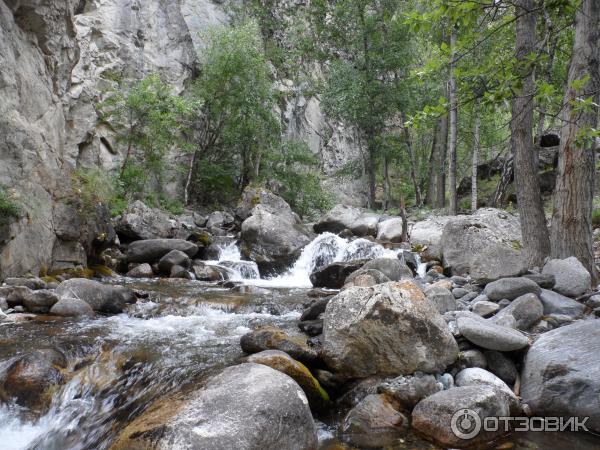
xmin=0 ymin=236 xmax=598 ymax=450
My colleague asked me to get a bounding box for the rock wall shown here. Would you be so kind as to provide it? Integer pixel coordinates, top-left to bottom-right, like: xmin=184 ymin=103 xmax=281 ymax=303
xmin=0 ymin=0 xmax=365 ymax=278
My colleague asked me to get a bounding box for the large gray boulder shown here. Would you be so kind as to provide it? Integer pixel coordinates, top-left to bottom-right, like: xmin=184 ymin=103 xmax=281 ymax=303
xmin=539 ymin=289 xmax=585 ymax=318
xmin=483 ymin=277 xmax=540 ymax=301
xmin=376 ymin=218 xmax=405 ymax=243
xmin=235 ymin=186 xmax=297 ymax=222
xmin=240 ymin=204 xmax=313 ymax=274
xmin=457 ymin=316 xmax=529 ymax=351
xmin=126 ymin=239 xmax=199 ymax=264
xmin=360 ymin=258 xmax=413 ymax=281
xmin=410 ymin=215 xmax=453 ymax=259
xmin=322 ymin=281 xmax=458 ymax=378
xmin=310 ymin=259 xmax=368 ymax=289
xmin=441 ymin=208 xmax=526 ymax=283
xmin=314 ymin=204 xmax=362 ymax=234
xmin=542 ymin=257 xmax=591 ymax=297
xmin=454 ymin=368 xmax=518 ymax=412
xmin=350 ymin=213 xmax=380 ymax=237
xmin=114 ymin=201 xmax=180 ymax=240
xmin=521 ymin=320 xmax=600 ymax=432
xmin=113 ymin=363 xmax=318 ymax=450
xmin=55 ymin=278 xmax=135 ymax=313
xmin=412 ymin=385 xmax=511 ymax=448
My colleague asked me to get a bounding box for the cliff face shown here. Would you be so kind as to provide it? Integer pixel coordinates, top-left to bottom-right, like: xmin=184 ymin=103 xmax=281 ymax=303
xmin=0 ymin=0 xmax=365 ymax=278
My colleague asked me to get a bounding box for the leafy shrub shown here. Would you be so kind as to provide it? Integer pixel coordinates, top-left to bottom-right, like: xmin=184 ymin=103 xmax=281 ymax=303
xmin=0 ymin=187 xmax=20 ymax=225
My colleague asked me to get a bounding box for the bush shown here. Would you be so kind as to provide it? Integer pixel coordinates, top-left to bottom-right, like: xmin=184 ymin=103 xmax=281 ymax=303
xmin=71 ymin=168 xmax=125 ymax=217
xmin=0 ymin=187 xmax=20 ymax=225
xmin=592 ymin=209 xmax=600 ymax=227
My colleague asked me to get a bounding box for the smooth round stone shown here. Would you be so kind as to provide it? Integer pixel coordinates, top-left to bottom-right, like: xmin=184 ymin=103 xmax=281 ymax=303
xmin=457 ymin=316 xmax=529 ymax=351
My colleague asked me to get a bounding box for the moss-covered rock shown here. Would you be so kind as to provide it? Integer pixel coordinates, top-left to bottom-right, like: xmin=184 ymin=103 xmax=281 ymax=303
xmin=248 ymin=350 xmax=329 ymax=410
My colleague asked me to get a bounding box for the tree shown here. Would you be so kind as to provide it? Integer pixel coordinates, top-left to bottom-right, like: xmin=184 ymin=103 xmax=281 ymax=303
xmin=189 ymin=22 xmax=280 ymax=203
xmin=447 ymin=25 xmax=458 ymax=215
xmin=511 ymin=0 xmax=551 ymax=268
xmin=471 ymin=97 xmax=480 ymax=212
xmin=550 ymin=0 xmax=599 ymax=281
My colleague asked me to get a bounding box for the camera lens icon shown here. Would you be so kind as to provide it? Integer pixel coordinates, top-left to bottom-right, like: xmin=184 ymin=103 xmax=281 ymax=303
xmin=451 ymin=408 xmax=482 ymax=439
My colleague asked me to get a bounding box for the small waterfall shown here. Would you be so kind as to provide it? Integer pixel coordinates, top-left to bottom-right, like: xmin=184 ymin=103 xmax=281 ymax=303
xmin=204 ymin=241 xmax=260 ymax=281
xmin=251 ymin=232 xmax=402 ymax=288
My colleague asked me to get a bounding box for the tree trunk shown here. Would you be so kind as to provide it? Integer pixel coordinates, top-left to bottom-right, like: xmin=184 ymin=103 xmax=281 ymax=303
xmin=512 ymin=0 xmax=551 ymax=268
xmin=400 ymin=111 xmax=422 ymax=206
xmin=447 ymin=26 xmax=458 ymax=215
xmin=383 ymin=154 xmax=391 ymax=212
xmin=184 ymin=147 xmax=199 ymax=206
xmin=436 ymin=111 xmax=448 ymax=209
xmin=550 ymin=0 xmax=599 ymax=282
xmin=425 ymin=120 xmax=439 ymax=206
xmin=471 ymin=98 xmax=480 ymax=212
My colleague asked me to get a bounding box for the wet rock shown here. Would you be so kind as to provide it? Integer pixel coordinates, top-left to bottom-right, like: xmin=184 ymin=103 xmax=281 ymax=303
xmin=126 ymin=239 xmax=199 ymax=264
xmin=457 ymin=316 xmax=529 ymax=351
xmin=542 ymin=257 xmax=591 ymax=297
xmin=441 ymin=208 xmax=526 ymax=283
xmin=240 ymin=326 xmax=319 ymax=366
xmin=193 ymin=263 xmax=233 ymax=282
xmin=539 ymin=289 xmax=585 ymax=318
xmin=158 ymin=249 xmax=191 ymax=274
xmin=484 ymin=350 xmax=517 ymax=385
xmin=206 ymin=210 xmax=234 ymax=229
xmin=360 ymin=258 xmax=413 ymax=281
xmin=22 ymin=289 xmax=60 ymax=313
xmin=423 ymin=284 xmax=457 ymax=314
xmin=170 ymin=265 xmax=192 ymax=279
xmin=125 ymin=263 xmax=154 ymax=278
xmin=247 ymin=350 xmax=329 ymax=410
xmin=377 ymin=373 xmax=442 ymax=410
xmin=483 ymin=277 xmax=540 ymax=301
xmin=492 ymin=293 xmax=543 ymax=330
xmin=3 ymin=277 xmax=46 ymax=290
xmin=471 ymin=300 xmax=499 ymax=318
xmin=309 ymin=259 xmax=367 ymax=289
xmin=240 ymin=204 xmax=313 ymax=274
xmin=0 ymin=348 xmax=67 ymax=411
xmin=113 ymin=363 xmax=318 ymax=450
xmin=298 ymin=320 xmax=323 ymax=337
xmin=314 ymin=204 xmax=363 ymax=234
xmin=55 ymin=278 xmax=135 ymax=313
xmin=322 ymin=281 xmax=458 ymax=378
xmin=412 ymin=385 xmax=511 ymax=448
xmin=523 ymin=273 xmax=555 ymax=289
xmin=456 ymin=349 xmax=487 ymax=370
xmin=49 ymin=297 xmax=94 ymax=317
xmin=300 ymin=297 xmax=331 ymax=321
xmin=337 ymin=376 xmax=388 ymax=408
xmin=343 ymin=269 xmax=391 ymax=288
xmin=376 ymin=218 xmax=405 ymax=243
xmin=521 ymin=320 xmax=600 ymax=432
xmin=342 ymin=394 xmax=408 ymax=446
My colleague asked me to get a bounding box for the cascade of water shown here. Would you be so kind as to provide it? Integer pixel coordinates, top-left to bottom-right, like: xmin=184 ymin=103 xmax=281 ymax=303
xmin=204 ymin=240 xmax=260 ymax=281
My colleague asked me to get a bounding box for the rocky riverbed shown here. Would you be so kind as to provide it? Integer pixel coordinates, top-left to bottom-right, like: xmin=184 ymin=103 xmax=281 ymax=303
xmin=2 ymin=191 xmax=600 ymax=450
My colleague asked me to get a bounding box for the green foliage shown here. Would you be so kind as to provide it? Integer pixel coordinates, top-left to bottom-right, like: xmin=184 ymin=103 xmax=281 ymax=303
xmin=0 ymin=186 xmax=20 ymax=225
xmin=71 ymin=168 xmax=126 ymax=217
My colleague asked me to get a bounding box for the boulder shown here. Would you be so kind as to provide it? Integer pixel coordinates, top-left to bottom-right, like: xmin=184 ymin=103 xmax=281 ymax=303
xmin=22 ymin=289 xmax=60 ymax=313
xmin=206 ymin=210 xmax=235 ymax=229
xmin=412 ymin=385 xmax=511 ymax=448
xmin=126 ymin=263 xmax=154 ymax=278
xmin=49 ymin=297 xmax=94 ymax=317
xmin=126 ymin=239 xmax=198 ymax=264
xmin=457 ymin=316 xmax=529 ymax=351
xmin=170 ymin=265 xmax=192 ymax=279
xmin=235 ymin=187 xmax=297 ymax=222
xmin=377 ymin=373 xmax=442 ymax=410
xmin=521 ymin=320 xmax=600 ymax=432
xmin=360 ymin=258 xmax=413 ymax=281
xmin=309 ymin=259 xmax=367 ymax=289
xmin=410 ymin=215 xmax=453 ymax=259
xmin=454 ymin=368 xmax=518 ymax=411
xmin=539 ymin=289 xmax=585 ymax=318
xmin=112 ymin=363 xmax=318 ymax=450
xmin=157 ymin=249 xmax=191 ymax=274
xmin=343 ymin=269 xmax=391 ymax=288
xmin=240 ymin=326 xmax=319 ymax=366
xmin=114 ymin=200 xmax=180 ymax=240
xmin=193 ymin=263 xmax=233 ymax=282
xmin=342 ymin=394 xmax=408 ymax=446
xmin=350 ymin=214 xmax=380 ymax=237
xmin=376 ymin=218 xmax=405 ymax=243
xmin=300 ymin=297 xmax=331 ymax=321
xmin=322 ymin=281 xmax=458 ymax=378
xmin=471 ymin=301 xmax=499 ymax=318
xmin=424 ymin=284 xmax=457 ymax=314
xmin=240 ymin=205 xmax=313 ymax=274
xmin=247 ymin=350 xmax=329 ymax=409
xmin=523 ymin=273 xmax=555 ymax=289
xmin=3 ymin=277 xmax=46 ymax=290
xmin=483 ymin=277 xmax=540 ymax=301
xmin=456 ymin=349 xmax=487 ymax=370
xmin=441 ymin=208 xmax=526 ymax=283
xmin=0 ymin=348 xmax=67 ymax=412
xmin=492 ymin=293 xmax=543 ymax=330
xmin=298 ymin=320 xmax=323 ymax=337
xmin=542 ymin=257 xmax=591 ymax=297
xmin=314 ymin=204 xmax=362 ymax=234
xmin=55 ymin=278 xmax=135 ymax=313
